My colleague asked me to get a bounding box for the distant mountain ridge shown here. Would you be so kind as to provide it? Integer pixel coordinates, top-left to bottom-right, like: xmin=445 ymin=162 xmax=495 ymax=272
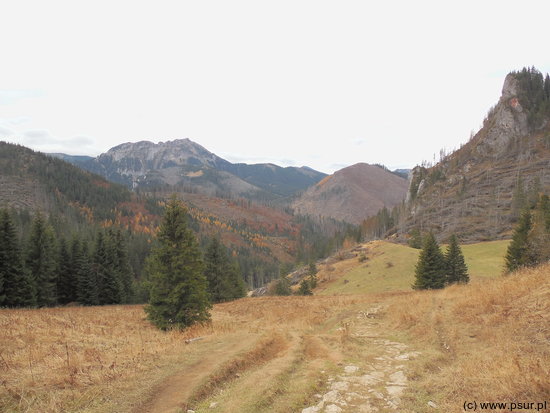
xmin=292 ymin=163 xmax=409 ymax=224
xmin=65 ymin=138 xmax=327 ymax=199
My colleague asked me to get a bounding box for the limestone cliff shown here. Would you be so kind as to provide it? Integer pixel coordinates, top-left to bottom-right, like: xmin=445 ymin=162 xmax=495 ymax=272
xmin=401 ymin=68 xmax=550 ymax=242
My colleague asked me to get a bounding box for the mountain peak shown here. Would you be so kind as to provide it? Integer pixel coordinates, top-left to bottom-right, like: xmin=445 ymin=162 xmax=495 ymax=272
xmin=502 ymin=72 xmax=520 ymax=99
xmin=69 ymin=138 xmax=327 ymax=198
xmin=293 ymin=162 xmax=408 ymax=224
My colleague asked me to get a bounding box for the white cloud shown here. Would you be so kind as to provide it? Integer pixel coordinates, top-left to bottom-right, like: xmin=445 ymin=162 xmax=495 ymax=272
xmin=0 ymin=90 xmax=43 ymax=105
xmin=21 ymin=130 xmax=57 ymax=146
xmin=0 ymin=126 xmax=15 ymax=138
xmin=0 ymin=116 xmax=31 ymax=127
xmin=16 ymin=130 xmax=97 ymax=155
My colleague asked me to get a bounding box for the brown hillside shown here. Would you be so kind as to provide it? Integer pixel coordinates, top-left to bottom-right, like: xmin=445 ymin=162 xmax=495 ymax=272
xmin=292 ymin=163 xmax=409 ymax=224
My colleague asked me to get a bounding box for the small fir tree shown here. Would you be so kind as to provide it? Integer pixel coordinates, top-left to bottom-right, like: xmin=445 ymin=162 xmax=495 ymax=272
xmin=111 ymin=229 xmax=134 ymax=303
xmin=204 ymin=237 xmax=245 ymax=303
xmin=226 ymin=261 xmax=246 ymax=300
xmin=444 ymin=235 xmax=469 ymax=285
xmin=93 ymin=231 xmax=121 ymax=305
xmin=297 ymin=278 xmax=313 ymax=295
xmin=412 ymin=232 xmax=446 ymax=290
xmin=74 ymin=239 xmax=98 ymax=305
xmin=273 ymin=276 xmax=292 ymax=296
xmin=525 ymin=195 xmax=550 ymax=266
xmin=505 ymin=209 xmax=533 ymax=273
xmin=56 ymin=238 xmax=78 ymax=305
xmin=0 ymin=209 xmax=35 ymax=307
xmin=308 ymin=262 xmax=318 ymax=289
xmin=145 ymin=196 xmax=211 ymax=330
xmin=26 ymin=212 xmax=57 ymax=307
xmin=204 ymin=236 xmax=231 ymax=303
xmin=408 ymin=228 xmax=423 ymax=249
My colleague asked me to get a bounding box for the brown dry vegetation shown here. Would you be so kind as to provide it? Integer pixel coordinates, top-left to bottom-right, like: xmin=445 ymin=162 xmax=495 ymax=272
xmin=0 ymin=296 xmax=373 ymax=413
xmin=1 ymin=263 xmax=548 ymax=412
xmin=385 ymin=263 xmax=550 ymax=411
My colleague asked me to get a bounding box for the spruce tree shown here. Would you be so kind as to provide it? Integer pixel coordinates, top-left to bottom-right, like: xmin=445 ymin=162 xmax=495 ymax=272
xmin=93 ymin=231 xmax=121 ymax=305
xmin=204 ymin=236 xmax=231 ymax=303
xmin=505 ymin=209 xmax=533 ymax=273
xmin=0 ymin=210 xmax=6 ymax=305
xmin=273 ymin=276 xmax=292 ymax=296
xmin=26 ymin=212 xmax=57 ymax=307
xmin=525 ymin=195 xmax=550 ymax=266
xmin=74 ymin=239 xmax=98 ymax=305
xmin=0 ymin=209 xmax=35 ymax=307
xmin=229 ymin=260 xmax=246 ymax=299
xmin=145 ymin=196 xmax=211 ymax=330
xmin=110 ymin=229 xmax=134 ymax=303
xmin=444 ymin=235 xmax=469 ymax=285
xmin=308 ymin=261 xmax=318 ymax=288
xmin=412 ymin=232 xmax=446 ymax=290
xmin=56 ymin=238 xmax=77 ymax=305
xmin=297 ymin=278 xmax=313 ymax=295
xmin=204 ymin=236 xmax=246 ymax=303
xmin=408 ymin=228 xmax=423 ymax=249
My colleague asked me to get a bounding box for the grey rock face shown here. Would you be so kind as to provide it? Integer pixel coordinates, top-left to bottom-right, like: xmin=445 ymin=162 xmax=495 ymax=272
xmin=478 ymin=74 xmax=529 ymax=156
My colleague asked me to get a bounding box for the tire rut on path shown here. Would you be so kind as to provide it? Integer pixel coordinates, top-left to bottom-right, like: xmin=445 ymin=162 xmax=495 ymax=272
xmin=136 ymin=333 xmax=258 ymax=413
xmin=302 ymin=306 xmax=420 ymax=413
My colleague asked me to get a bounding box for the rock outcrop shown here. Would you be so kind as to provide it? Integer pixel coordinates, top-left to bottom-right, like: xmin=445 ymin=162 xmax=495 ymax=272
xmin=401 ymin=69 xmax=550 ymax=242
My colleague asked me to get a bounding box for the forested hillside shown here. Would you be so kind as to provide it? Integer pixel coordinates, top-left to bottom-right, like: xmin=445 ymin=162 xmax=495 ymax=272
xmin=0 ymin=142 xmax=359 ymax=306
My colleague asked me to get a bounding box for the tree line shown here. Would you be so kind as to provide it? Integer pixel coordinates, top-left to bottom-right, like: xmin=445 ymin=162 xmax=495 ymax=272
xmin=1 ymin=202 xmax=248 ymax=312
xmin=0 ymin=209 xmax=134 ymax=307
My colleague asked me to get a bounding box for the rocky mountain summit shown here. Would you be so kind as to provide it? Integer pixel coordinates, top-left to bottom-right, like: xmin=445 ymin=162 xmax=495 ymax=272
xmin=71 ymin=138 xmax=327 ymax=199
xmin=401 ymin=68 xmax=550 ymax=241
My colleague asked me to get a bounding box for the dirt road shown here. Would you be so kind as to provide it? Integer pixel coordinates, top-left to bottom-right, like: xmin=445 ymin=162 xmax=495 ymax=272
xmin=133 ymin=301 xmax=418 ymax=413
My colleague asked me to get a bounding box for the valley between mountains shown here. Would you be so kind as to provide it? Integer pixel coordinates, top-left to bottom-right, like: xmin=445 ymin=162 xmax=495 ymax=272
xmin=1 ymin=69 xmax=550 ymax=412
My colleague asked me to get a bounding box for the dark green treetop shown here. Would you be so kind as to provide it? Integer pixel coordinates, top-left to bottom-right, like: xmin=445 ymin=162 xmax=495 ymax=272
xmin=412 ymin=232 xmax=446 ymax=290
xmin=505 ymin=209 xmax=533 ymax=273
xmin=445 ymin=234 xmax=469 ymax=285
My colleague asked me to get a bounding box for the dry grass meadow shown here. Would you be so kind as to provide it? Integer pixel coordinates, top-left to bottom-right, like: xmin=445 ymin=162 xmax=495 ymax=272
xmin=0 ymin=295 xmax=377 ymax=412
xmin=385 ymin=263 xmax=550 ymax=411
xmin=1 ymin=245 xmax=548 ymax=412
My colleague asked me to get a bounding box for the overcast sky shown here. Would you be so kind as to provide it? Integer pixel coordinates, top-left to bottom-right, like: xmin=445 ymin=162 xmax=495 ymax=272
xmin=1 ymin=0 xmax=550 ymax=174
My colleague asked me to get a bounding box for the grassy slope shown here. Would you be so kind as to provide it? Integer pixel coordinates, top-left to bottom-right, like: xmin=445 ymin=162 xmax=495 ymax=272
xmin=385 ymin=263 xmax=550 ymax=411
xmin=460 ymin=239 xmax=510 ymax=278
xmin=317 ymin=240 xmax=510 ymax=295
